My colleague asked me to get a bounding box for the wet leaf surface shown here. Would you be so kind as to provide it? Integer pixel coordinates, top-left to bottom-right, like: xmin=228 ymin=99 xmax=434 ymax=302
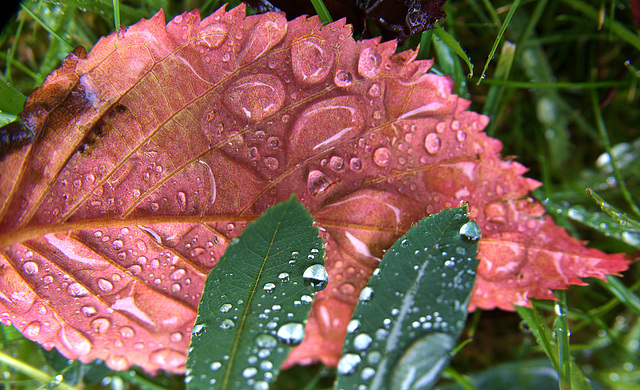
xmin=335 ymin=206 xmax=478 ymax=390
xmin=187 ymin=196 xmax=323 ymax=389
xmin=0 ymin=4 xmax=631 ymax=373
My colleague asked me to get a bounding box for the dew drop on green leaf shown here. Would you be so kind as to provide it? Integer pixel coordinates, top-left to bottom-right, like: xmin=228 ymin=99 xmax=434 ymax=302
xmin=338 ymin=353 xmax=362 ymax=375
xmin=459 ymin=221 xmax=482 ymax=242
xmin=302 ymin=264 xmax=329 ymax=291
xmin=276 ymin=322 xmax=305 ymax=345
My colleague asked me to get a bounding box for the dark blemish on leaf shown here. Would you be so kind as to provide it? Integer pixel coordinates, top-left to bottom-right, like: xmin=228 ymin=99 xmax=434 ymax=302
xmin=0 ymin=121 xmax=34 ymax=161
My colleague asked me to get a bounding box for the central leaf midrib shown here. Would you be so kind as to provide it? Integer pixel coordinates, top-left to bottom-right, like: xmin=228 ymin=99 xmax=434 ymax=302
xmin=220 ymin=199 xmax=293 ymax=389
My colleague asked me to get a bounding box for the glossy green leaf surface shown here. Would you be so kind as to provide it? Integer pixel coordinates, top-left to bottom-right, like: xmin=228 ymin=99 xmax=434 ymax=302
xmin=186 ymin=196 xmax=324 ymax=389
xmin=334 ymin=207 xmax=479 ymax=390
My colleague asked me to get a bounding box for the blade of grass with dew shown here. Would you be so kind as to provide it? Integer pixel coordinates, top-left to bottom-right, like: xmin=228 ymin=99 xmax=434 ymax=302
xmin=553 ymin=291 xmax=572 ymax=390
xmin=310 ymin=0 xmax=332 ymax=24
xmin=589 ymin=91 xmax=640 ymax=218
xmin=432 ymin=26 xmax=473 ymax=78
xmin=0 ymin=350 xmax=78 ymax=390
xmin=595 ymin=276 xmax=640 ymax=318
xmin=477 ymin=0 xmax=521 ymax=83
xmin=516 ymin=303 xmax=593 ymax=390
xmin=112 ymin=0 xmax=121 ymax=31
xmin=586 ymin=188 xmax=640 ymax=232
xmin=19 ymin=3 xmax=73 ymax=51
xmin=482 ymin=40 xmax=515 ymax=135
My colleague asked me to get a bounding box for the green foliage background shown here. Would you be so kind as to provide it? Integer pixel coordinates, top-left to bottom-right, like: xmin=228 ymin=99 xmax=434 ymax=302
xmin=1 ymin=0 xmax=639 ymax=389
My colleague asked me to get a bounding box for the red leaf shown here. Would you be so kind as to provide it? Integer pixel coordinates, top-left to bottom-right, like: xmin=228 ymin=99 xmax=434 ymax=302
xmin=0 ymin=5 xmax=631 ymax=373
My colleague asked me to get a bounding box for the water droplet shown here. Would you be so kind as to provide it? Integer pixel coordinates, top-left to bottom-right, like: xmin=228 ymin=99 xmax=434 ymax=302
xmin=338 ymin=353 xmax=362 ymax=375
xmin=334 ymin=70 xmax=353 ymax=87
xmin=263 ymin=282 xmax=276 ymax=293
xmin=350 ymin=158 xmax=362 ymax=171
xmin=256 ymin=334 xmax=277 ymax=349
xmin=459 ymin=221 xmax=482 ymax=242
xmin=81 ymin=305 xmax=97 ymax=317
xmin=23 ymin=261 xmax=38 ymax=275
xmin=170 ymin=331 xmax=183 ymax=342
xmin=329 ymin=156 xmax=345 ymax=171
xmin=359 ymin=286 xmax=374 ymax=302
xmin=91 ymin=317 xmax=111 ymax=334
xmin=198 ymin=22 xmax=228 ymax=49
xmin=368 ymin=351 xmax=382 ymax=364
xmin=97 ymin=278 xmax=114 ymax=292
xmin=358 ymin=47 xmax=381 ymax=78
xmin=67 ymin=283 xmax=89 ymax=297
xmin=263 ymin=157 xmax=279 ymax=170
xmin=220 ymin=319 xmax=235 ymax=329
xmin=210 ymin=361 xmax=222 ymax=371
xmin=225 ymin=74 xmax=285 ymax=122
xmin=220 ymin=303 xmax=232 ymax=313
xmin=221 ymin=52 xmax=230 ymax=62
xmin=373 ymin=147 xmax=392 ymax=167
xmin=278 ymin=272 xmax=290 ymax=282
xmin=170 ymin=269 xmax=186 ymax=280
xmin=276 ymin=322 xmax=305 ymax=345
xmin=24 ymin=321 xmax=41 ymax=338
xmin=243 ymin=367 xmax=258 ymax=378
xmin=354 ymin=333 xmax=373 ymax=351
xmin=362 ymin=367 xmax=376 ymax=380
xmin=120 ymin=326 xmax=135 ymax=339
xmin=255 ymin=381 xmax=269 ymax=390
xmin=307 ymin=170 xmax=331 ymax=196
xmin=368 ymin=83 xmax=381 ymax=97
xmin=456 ymin=130 xmax=467 ymax=142
xmin=291 ymin=37 xmax=333 ymax=85
xmin=303 ymin=264 xmax=329 ymax=292
xmin=425 ymin=133 xmax=441 ymax=155
xmin=260 ymin=360 xmax=273 ymax=371
xmin=301 ymin=295 xmax=312 ymax=304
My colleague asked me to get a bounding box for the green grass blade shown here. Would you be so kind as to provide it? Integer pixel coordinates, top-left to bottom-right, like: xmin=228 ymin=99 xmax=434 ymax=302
xmin=561 ymin=0 xmax=640 ymax=52
xmin=553 ymin=291 xmax=572 ymax=390
xmin=19 ymin=3 xmax=74 ymax=51
xmin=585 ymin=188 xmax=640 ymax=232
xmin=433 ymin=26 xmax=474 ymax=77
xmin=309 ymin=0 xmax=332 ymax=24
xmin=477 ymin=0 xmax=521 ymax=83
xmin=112 ymin=0 xmax=121 ymax=31
xmin=334 ymin=207 xmax=479 ymax=390
xmin=0 ymin=350 xmax=77 ymax=390
xmin=597 ymin=276 xmax=640 ymax=318
xmin=186 ymin=196 xmax=324 ymax=389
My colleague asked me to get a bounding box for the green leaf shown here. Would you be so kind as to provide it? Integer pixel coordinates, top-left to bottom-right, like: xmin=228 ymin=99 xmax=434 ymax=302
xmin=186 ymin=196 xmax=325 ymax=389
xmin=432 ymin=26 xmax=474 ymax=78
xmin=0 ymin=79 xmax=26 ymax=116
xmin=334 ymin=207 xmax=479 ymax=390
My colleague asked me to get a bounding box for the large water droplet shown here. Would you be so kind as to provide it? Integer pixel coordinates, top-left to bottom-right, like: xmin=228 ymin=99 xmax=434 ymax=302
xmin=81 ymin=305 xmax=97 ymax=317
xmin=425 ymin=133 xmax=441 ymax=155
xmin=220 ymin=319 xmax=235 ymax=329
xmin=263 ymin=282 xmax=276 ymax=293
xmin=459 ymin=221 xmax=482 ymax=242
xmin=243 ymin=367 xmax=258 ymax=378
xmin=24 ymin=321 xmax=41 ymax=338
xmin=276 ymin=322 xmax=305 ymax=345
xmin=291 ymin=37 xmax=333 ymax=85
xmin=329 ymin=156 xmax=345 ymax=171
xmin=210 ymin=361 xmax=222 ymax=371
xmin=359 ymin=286 xmax=374 ymax=302
xmin=347 ymin=319 xmax=360 ymax=333
xmin=303 ymin=264 xmax=328 ymax=292
xmin=263 ymin=157 xmax=279 ymax=170
xmin=23 ymin=261 xmax=38 ymax=275
xmin=358 ymin=47 xmax=381 ymax=78
xmin=307 ymin=170 xmax=331 ymax=196
xmin=373 ymin=147 xmax=392 ymax=167
xmin=256 ymin=334 xmax=277 ymax=349
xmin=334 ymin=70 xmax=353 ymax=87
xmin=220 ymin=303 xmax=232 ymax=313
xmin=278 ymin=272 xmax=289 ymax=282
xmin=91 ymin=317 xmax=111 ymax=334
xmin=67 ymin=283 xmax=89 ymax=297
xmin=225 ymin=74 xmax=285 ymax=122
xmin=97 ymin=278 xmax=113 ymax=292
xmin=354 ymin=333 xmax=373 ymax=351
xmin=338 ymin=353 xmax=362 ymax=375
xmin=198 ymin=22 xmax=228 ymax=49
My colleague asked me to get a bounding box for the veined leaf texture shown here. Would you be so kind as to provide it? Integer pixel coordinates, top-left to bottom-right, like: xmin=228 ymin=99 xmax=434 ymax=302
xmin=0 ymin=4 xmax=630 ymax=373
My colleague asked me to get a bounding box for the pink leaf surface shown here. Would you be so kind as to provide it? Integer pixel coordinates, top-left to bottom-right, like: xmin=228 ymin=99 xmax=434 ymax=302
xmin=0 ymin=5 xmax=631 ymax=373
